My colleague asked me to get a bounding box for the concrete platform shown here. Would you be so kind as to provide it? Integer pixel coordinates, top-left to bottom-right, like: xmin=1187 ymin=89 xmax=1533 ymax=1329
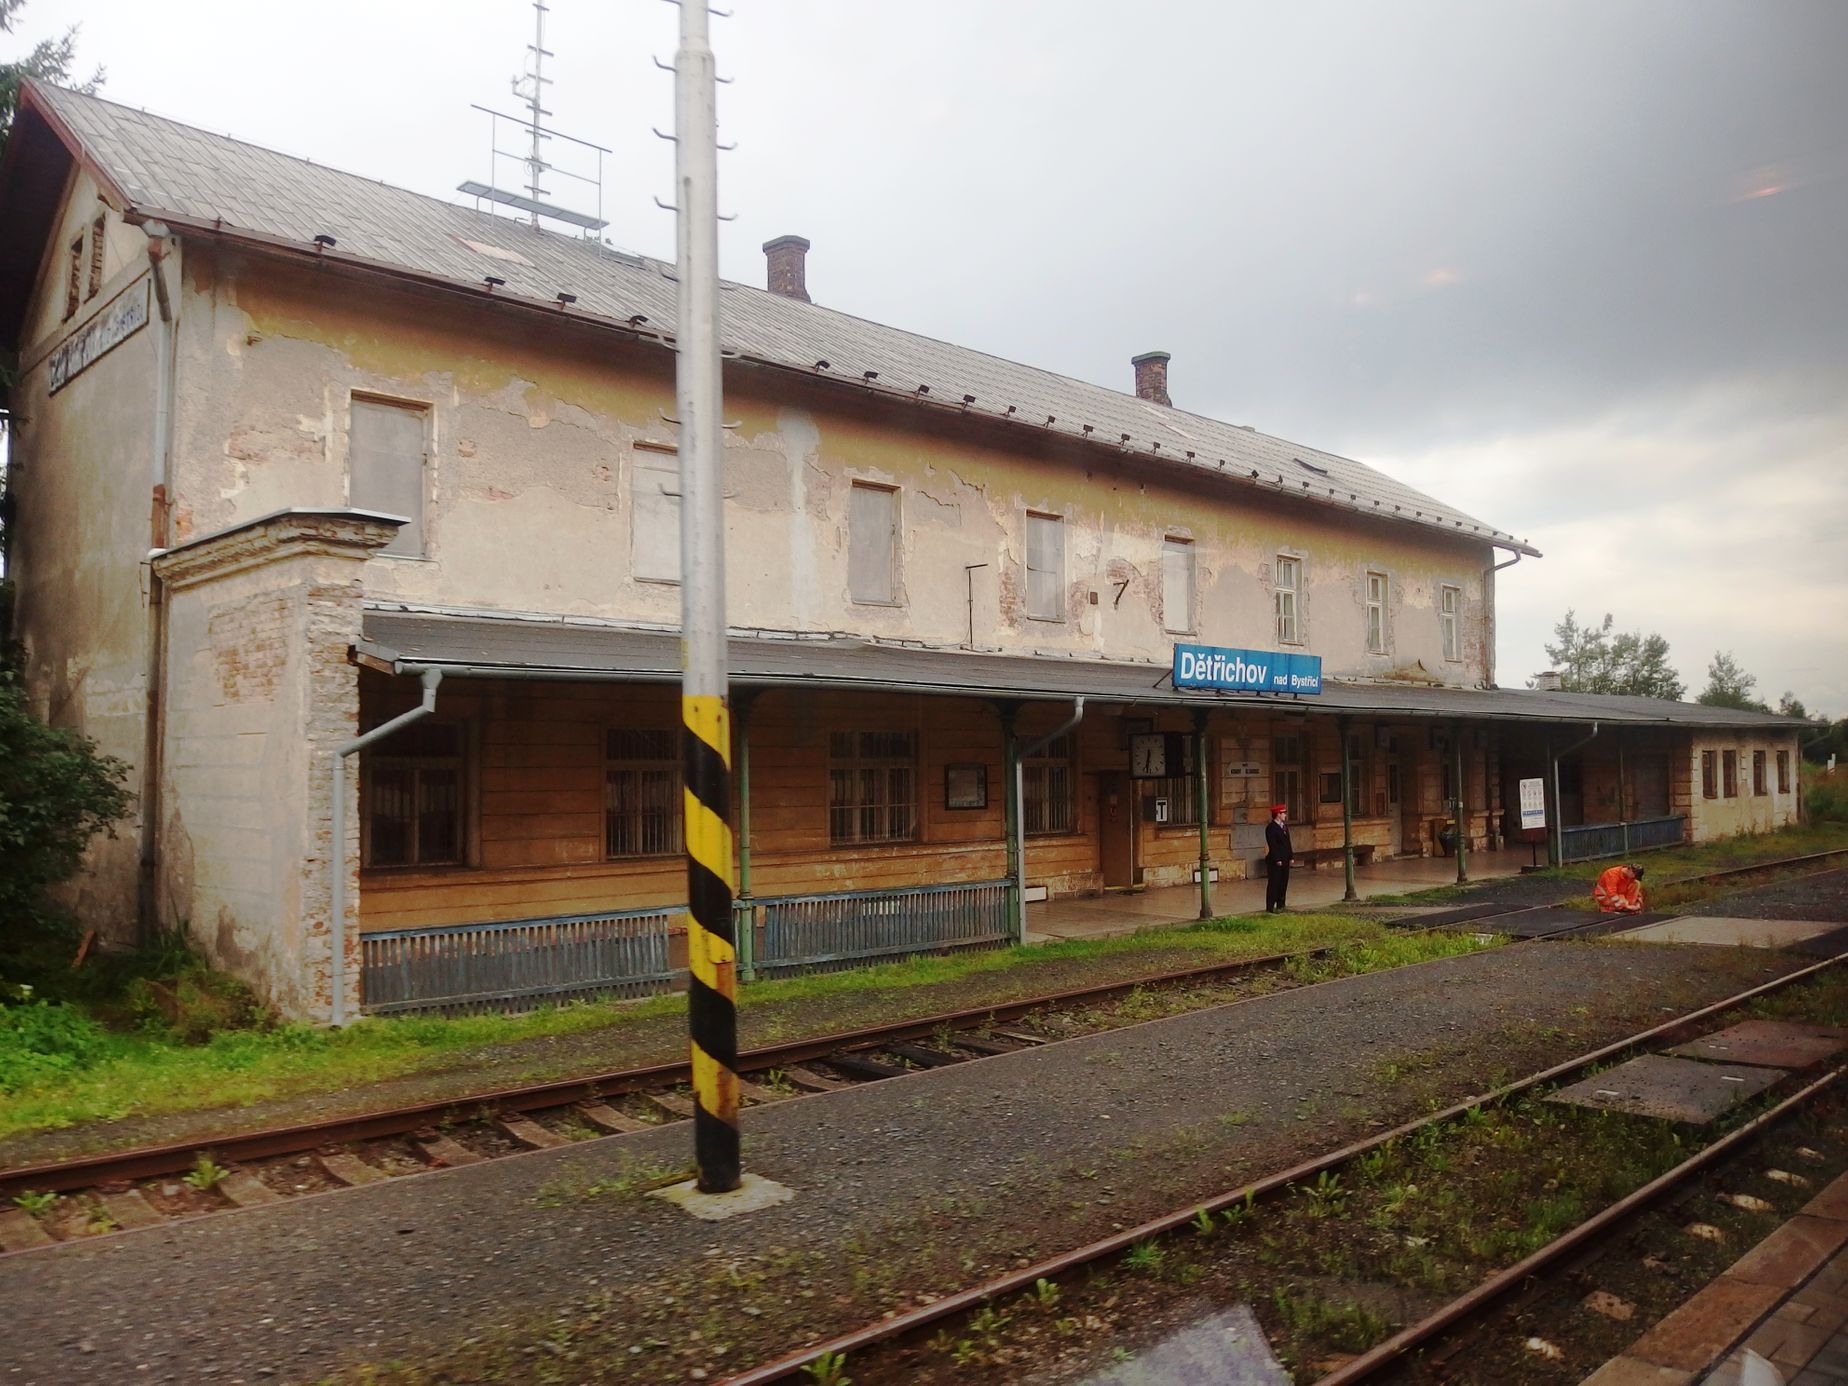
xmin=1028 ymin=847 xmax=1533 ymax=941
xmin=1622 ymin=918 xmax=1845 ymax=950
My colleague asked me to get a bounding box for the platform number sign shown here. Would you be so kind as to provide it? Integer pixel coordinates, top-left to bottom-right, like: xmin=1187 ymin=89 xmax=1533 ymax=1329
xmin=1519 ymin=777 xmax=1547 ymax=831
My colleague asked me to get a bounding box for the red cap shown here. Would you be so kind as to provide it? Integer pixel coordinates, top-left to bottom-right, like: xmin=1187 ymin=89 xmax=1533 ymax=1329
xmin=1272 ymin=804 xmax=1289 ymax=813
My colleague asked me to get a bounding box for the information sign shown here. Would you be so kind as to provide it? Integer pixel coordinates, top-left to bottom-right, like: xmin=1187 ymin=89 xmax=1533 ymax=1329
xmin=1519 ymin=777 xmax=1547 ymax=831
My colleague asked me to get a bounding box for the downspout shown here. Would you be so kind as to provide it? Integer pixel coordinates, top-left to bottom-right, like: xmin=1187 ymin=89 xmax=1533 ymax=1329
xmin=1337 ymin=716 xmax=1357 ymax=902
xmin=1481 ymin=545 xmax=1523 ymax=686
xmin=137 ymin=223 xmax=178 ymax=942
xmin=329 ymin=668 xmax=442 ymax=1027
xmin=1013 ymin=697 xmax=1085 ymax=945
xmin=1551 ymin=721 xmax=1601 ymax=866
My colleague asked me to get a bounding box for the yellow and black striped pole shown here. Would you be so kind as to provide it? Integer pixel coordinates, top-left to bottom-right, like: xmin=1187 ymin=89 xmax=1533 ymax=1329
xmin=670 ymin=0 xmax=741 ymax=1193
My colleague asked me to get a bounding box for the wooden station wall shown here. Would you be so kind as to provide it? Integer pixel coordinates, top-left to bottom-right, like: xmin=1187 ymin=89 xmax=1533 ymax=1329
xmin=355 ymin=672 xmax=1500 ymax=931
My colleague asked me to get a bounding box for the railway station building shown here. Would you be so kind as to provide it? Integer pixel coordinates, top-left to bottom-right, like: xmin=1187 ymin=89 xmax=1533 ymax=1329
xmin=0 ymin=83 xmax=1810 ymax=1021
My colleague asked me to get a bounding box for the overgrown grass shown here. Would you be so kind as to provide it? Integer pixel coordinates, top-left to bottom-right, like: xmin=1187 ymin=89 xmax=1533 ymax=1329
xmin=0 ymin=912 xmax=1391 ymax=1141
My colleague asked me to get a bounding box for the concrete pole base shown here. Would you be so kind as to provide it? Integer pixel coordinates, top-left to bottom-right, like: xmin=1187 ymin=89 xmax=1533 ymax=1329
xmin=649 ymin=1171 xmax=795 ymax=1221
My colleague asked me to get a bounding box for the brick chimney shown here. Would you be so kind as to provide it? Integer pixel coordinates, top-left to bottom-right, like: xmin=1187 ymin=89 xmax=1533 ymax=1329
xmin=1533 ymin=670 xmax=1563 ymax=691
xmin=1132 ymin=351 xmax=1171 ymax=406
xmin=763 ymin=235 xmax=812 ymax=303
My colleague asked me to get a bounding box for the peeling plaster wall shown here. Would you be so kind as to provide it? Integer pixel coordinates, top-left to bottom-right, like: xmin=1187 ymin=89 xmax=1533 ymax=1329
xmin=174 ymin=252 xmax=1497 ymax=684
xmin=1686 ymin=731 xmax=1804 ymax=839
xmin=7 ymin=170 xmax=162 ymax=940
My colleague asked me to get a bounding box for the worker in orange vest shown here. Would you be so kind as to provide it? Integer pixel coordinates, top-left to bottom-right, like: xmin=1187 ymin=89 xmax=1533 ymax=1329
xmin=1593 ymin=863 xmax=1646 ymax=913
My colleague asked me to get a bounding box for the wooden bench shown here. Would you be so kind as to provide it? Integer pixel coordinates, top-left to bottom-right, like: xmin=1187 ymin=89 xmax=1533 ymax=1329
xmin=1294 ymin=845 xmax=1377 ymax=870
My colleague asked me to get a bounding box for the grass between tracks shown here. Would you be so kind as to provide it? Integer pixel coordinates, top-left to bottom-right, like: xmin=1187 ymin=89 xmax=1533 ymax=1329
xmin=0 ymin=911 xmax=1426 ymax=1144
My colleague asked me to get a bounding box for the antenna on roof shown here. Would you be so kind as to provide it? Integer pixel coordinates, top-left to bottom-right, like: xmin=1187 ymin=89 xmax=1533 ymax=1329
xmin=457 ymin=1 xmax=612 ymax=236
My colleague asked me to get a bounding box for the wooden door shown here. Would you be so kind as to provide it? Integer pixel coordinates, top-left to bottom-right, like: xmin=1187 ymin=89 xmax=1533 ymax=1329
xmin=1098 ymin=772 xmax=1135 ymax=887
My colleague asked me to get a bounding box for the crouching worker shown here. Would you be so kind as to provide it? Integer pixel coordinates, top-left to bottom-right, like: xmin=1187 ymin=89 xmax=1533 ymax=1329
xmin=1593 ymin=862 xmax=1646 ymax=913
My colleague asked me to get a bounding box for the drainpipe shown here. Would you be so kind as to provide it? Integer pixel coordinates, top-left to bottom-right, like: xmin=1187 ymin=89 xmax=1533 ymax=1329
xmin=136 ymin=223 xmax=178 ymax=943
xmin=734 ymin=692 xmax=756 ymax=983
xmin=1551 ymin=721 xmax=1601 ymax=867
xmin=1481 ymin=546 xmax=1524 ymax=686
xmin=1013 ymin=698 xmax=1085 ymax=945
xmin=329 ymin=668 xmax=442 ymax=1027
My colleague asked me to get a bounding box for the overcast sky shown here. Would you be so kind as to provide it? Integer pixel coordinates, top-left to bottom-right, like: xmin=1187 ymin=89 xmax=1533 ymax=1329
xmin=21 ymin=0 xmax=1846 ymax=711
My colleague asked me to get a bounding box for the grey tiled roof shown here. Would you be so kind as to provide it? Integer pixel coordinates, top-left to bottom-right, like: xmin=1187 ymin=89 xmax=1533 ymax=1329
xmin=38 ymin=82 xmax=1536 ymax=554
xmin=360 ymin=607 xmax=1805 ymax=730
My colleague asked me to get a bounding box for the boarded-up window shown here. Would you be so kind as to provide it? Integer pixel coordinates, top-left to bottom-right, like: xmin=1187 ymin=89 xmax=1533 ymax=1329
xmin=1025 ymin=512 xmax=1064 ymax=620
xmin=1701 ymin=750 xmax=1718 ymax=799
xmin=64 ymin=235 xmax=82 ymax=320
xmin=1162 ymin=537 xmax=1194 ymax=633
xmin=1440 ymin=586 xmax=1461 ymax=661
xmin=87 ymin=215 xmax=106 ymax=299
xmin=1752 ymin=749 xmax=1767 ymax=796
xmin=364 ymin=721 xmax=465 ymax=867
xmin=829 ymin=730 xmax=917 ymax=844
xmin=606 ymin=729 xmax=683 ymax=857
xmin=349 ymin=398 xmax=427 ymax=556
xmin=1275 ymin=555 xmax=1302 ymax=644
xmin=848 ymin=482 xmax=898 ymax=604
xmin=1366 ymin=572 xmax=1388 ymax=653
xmin=632 ymin=444 xmax=681 ymax=583
xmin=1777 ymin=750 xmax=1790 ymax=794
xmin=1722 ymin=749 xmax=1738 ymax=799
xmin=1023 ymin=732 xmax=1078 ymax=834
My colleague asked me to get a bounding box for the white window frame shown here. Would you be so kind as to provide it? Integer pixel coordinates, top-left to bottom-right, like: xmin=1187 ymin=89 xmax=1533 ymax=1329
xmin=1025 ymin=511 xmax=1065 ymax=622
xmin=847 ymin=481 xmax=901 ymax=606
xmin=631 ymin=441 xmax=682 ymax=584
xmin=1440 ymin=585 xmax=1461 ymax=662
xmin=1162 ymin=536 xmax=1195 ymax=634
xmin=1274 ymin=554 xmax=1303 ymax=645
xmin=348 ymin=394 xmax=431 ymax=558
xmin=1365 ymin=571 xmax=1388 ymax=654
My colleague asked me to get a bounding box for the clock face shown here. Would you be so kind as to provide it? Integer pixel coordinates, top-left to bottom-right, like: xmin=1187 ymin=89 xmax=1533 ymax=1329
xmin=1130 ymin=733 xmax=1167 ymax=778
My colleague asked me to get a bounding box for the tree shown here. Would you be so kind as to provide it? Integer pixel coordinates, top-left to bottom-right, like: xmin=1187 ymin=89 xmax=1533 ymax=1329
xmin=1537 ymin=610 xmax=1685 ymax=699
xmin=0 ymin=0 xmax=102 ymax=146
xmin=1696 ymin=651 xmax=1769 ymax=712
xmin=1777 ymin=692 xmax=1808 ymax=721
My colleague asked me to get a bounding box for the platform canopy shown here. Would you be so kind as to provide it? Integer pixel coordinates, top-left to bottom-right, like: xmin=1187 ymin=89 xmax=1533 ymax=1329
xmin=357 ymin=608 xmax=1807 ymax=732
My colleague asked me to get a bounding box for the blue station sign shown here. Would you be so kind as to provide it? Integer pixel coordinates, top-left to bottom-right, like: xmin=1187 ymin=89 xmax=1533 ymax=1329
xmin=1173 ymin=643 xmax=1323 ymax=696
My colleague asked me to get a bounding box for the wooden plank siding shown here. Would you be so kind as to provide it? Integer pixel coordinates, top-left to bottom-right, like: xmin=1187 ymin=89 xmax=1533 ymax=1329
xmin=354 ymin=671 xmax=1499 ymax=931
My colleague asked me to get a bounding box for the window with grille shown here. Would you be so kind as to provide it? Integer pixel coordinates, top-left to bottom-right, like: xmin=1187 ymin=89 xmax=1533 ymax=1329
xmin=829 ymin=730 xmax=918 ymax=844
xmin=63 ymin=235 xmax=82 ymax=320
xmin=349 ymin=397 xmax=428 ymax=556
xmin=1275 ymin=555 xmax=1302 ymax=644
xmin=1024 ymin=733 xmax=1078 ymax=834
xmin=87 ymin=215 xmax=106 ymax=299
xmin=1026 ymin=512 xmax=1064 ymax=620
xmin=1162 ymin=537 xmax=1195 ymax=634
xmin=848 ymin=482 xmax=899 ymax=604
xmin=1722 ymin=749 xmax=1738 ymax=798
xmin=1777 ymin=750 xmax=1790 ymax=794
xmin=1701 ymin=750 xmax=1718 ymax=799
xmin=1752 ymin=750 xmax=1767 ymax=796
xmin=1366 ymin=572 xmax=1387 ymax=653
xmin=606 ymin=729 xmax=683 ymax=857
xmin=632 ymin=443 xmax=682 ymax=583
xmin=364 ymin=721 xmax=466 ymax=867
xmin=1441 ymin=586 xmax=1461 ymax=662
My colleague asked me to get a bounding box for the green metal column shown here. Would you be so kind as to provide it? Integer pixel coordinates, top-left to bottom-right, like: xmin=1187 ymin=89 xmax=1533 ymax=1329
xmin=1338 ymin=717 xmax=1358 ymax=902
xmin=734 ymin=693 xmax=755 ymax=984
xmin=1000 ymin=703 xmax=1022 ymax=939
xmin=1194 ymin=711 xmax=1212 ymax=921
xmin=1453 ymin=722 xmax=1469 ymax=884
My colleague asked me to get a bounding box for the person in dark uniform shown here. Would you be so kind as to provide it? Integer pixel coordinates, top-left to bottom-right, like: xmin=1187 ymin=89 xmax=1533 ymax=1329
xmin=1264 ymin=804 xmax=1294 ymax=913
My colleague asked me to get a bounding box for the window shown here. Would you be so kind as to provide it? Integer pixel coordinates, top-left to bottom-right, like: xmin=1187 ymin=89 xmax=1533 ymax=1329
xmin=364 ymin=721 xmax=466 ymax=867
xmin=1319 ymin=772 xmax=1343 ymax=805
xmin=1366 ymin=572 xmax=1388 ymax=654
xmin=87 ymin=215 xmax=106 ymax=300
xmin=1722 ymin=749 xmax=1738 ymax=799
xmin=1345 ymin=731 xmax=1369 ymax=817
xmin=1273 ymin=735 xmax=1307 ymax=821
xmin=1023 ymin=733 xmax=1078 ymax=834
xmin=1162 ymin=537 xmax=1195 ymax=633
xmin=1025 ymin=512 xmax=1064 ymax=620
xmin=829 ymin=730 xmax=918 ymax=844
xmin=63 ymin=235 xmax=82 ymax=320
xmin=1440 ymin=586 xmax=1461 ymax=662
xmin=1275 ymin=555 xmax=1302 ymax=644
xmin=606 ymin=729 xmax=682 ymax=857
xmin=1752 ymin=750 xmax=1767 ymax=796
xmin=848 ymin=482 xmax=898 ymax=604
xmin=349 ymin=397 xmax=428 ymax=556
xmin=632 ymin=443 xmax=681 ymax=583
xmin=1777 ymin=750 xmax=1791 ymax=794
xmin=1701 ymin=750 xmax=1718 ymax=800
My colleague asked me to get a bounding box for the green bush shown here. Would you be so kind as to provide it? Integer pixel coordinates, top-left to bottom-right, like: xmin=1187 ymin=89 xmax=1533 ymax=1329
xmin=0 ymin=997 xmax=111 ymax=1094
xmin=1808 ymin=768 xmax=1848 ymax=823
xmin=125 ymin=963 xmax=268 ymax=1044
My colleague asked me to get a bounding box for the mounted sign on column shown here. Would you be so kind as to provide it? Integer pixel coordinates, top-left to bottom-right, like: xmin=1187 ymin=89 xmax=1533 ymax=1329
xmin=1173 ymin=643 xmax=1324 ymax=696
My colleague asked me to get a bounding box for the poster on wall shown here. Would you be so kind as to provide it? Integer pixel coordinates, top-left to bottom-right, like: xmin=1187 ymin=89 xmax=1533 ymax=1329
xmin=1519 ymin=777 xmax=1547 ymax=831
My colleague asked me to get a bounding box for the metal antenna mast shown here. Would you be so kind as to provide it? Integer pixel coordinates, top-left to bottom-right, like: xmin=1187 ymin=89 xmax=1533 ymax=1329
xmin=512 ymin=0 xmax=553 ymax=226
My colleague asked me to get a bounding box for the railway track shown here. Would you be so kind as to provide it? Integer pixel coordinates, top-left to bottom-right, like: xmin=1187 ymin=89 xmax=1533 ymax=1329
xmin=1 ymin=848 xmax=1841 ymax=1254
xmin=719 ymin=952 xmax=1847 ymax=1385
